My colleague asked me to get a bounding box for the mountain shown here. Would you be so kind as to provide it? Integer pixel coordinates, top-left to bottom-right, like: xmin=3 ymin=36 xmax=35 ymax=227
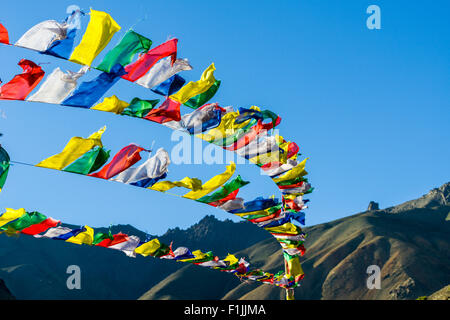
xmin=0 ymin=279 xmax=14 ymax=300
xmin=139 ymin=182 xmax=450 ymax=300
xmin=425 ymin=285 xmax=449 ymax=300
xmin=0 ymin=215 xmax=269 ymax=299
xmin=1 ymin=182 xmax=449 ymax=300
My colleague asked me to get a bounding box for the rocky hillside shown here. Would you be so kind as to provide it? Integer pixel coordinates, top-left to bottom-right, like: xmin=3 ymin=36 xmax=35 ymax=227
xmin=140 ymin=182 xmax=450 ymax=300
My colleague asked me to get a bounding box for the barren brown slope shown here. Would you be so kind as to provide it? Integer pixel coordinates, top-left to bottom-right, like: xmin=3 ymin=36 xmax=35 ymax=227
xmin=139 ymin=182 xmax=450 ymax=300
xmin=426 ymin=284 xmax=450 ymax=300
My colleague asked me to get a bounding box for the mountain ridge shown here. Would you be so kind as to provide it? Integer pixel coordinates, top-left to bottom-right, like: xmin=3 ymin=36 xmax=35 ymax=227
xmin=0 ymin=182 xmax=449 ymax=300
xmin=139 ymin=182 xmax=450 ymax=300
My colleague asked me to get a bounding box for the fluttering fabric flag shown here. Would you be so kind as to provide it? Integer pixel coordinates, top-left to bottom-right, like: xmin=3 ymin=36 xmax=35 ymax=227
xmin=91 ymin=95 xmax=130 ymax=114
xmin=283 ymin=194 xmax=308 ymax=212
xmin=0 ymin=59 xmax=45 ymax=100
xmin=229 ymin=197 xmax=280 ymax=214
xmin=169 ymin=63 xmax=217 ymax=106
xmin=63 ymin=145 xmax=110 ymax=175
xmin=112 ymin=148 xmax=170 ymax=188
xmin=69 ymin=9 xmax=121 ymax=66
xmin=62 ymin=64 xmax=126 ymax=108
xmin=36 ymin=126 xmax=106 ymax=170
xmin=208 ymin=189 xmax=240 ymax=207
xmin=122 ymin=38 xmax=178 ymax=82
xmin=136 ymin=57 xmax=192 ymax=89
xmin=134 ymin=238 xmax=163 ymax=257
xmin=121 ymin=97 xmax=159 ymax=118
xmin=151 ymin=74 xmax=185 ymax=96
xmin=0 ymin=23 xmax=9 ymax=44
xmin=27 ymin=66 xmax=88 ymax=104
xmin=89 ymin=144 xmax=147 ymax=179
xmin=236 ymin=135 xmax=280 ymax=159
xmin=97 ymin=29 xmax=152 ymax=73
xmin=15 ymin=20 xmax=68 ymax=52
xmin=197 ymin=110 xmax=254 ymax=145
xmin=261 ymin=159 xmax=298 ymax=178
xmin=0 ymin=211 xmax=47 ymax=233
xmin=196 ymin=175 xmax=249 ymax=204
xmin=66 ymin=225 xmax=94 ymax=245
xmin=45 ymin=10 xmax=83 ymax=59
xmin=0 ymin=208 xmax=25 ymax=228
xmin=0 ymin=146 xmax=10 ymax=193
xmin=21 ymin=217 xmax=60 ymax=235
xmin=148 ymin=176 xmax=203 ymax=192
xmin=183 ymin=162 xmax=236 ymax=200
xmin=183 ymin=80 xmax=221 ymax=109
xmin=163 ymin=103 xmax=224 ymax=134
xmin=224 ymin=107 xmax=282 ymax=151
xmin=34 ymin=226 xmax=75 ymax=239
xmin=144 ymin=97 xmax=181 ymax=124
xmin=272 ymin=158 xmax=308 ymax=184
xmin=106 ymin=235 xmax=140 ymax=257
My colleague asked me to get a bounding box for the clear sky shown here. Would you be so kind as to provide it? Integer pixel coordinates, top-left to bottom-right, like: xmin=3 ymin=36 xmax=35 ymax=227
xmin=0 ymin=0 xmax=449 ymax=236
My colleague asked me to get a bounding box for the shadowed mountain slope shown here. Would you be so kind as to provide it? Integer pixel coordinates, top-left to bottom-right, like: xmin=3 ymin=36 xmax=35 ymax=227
xmin=140 ymin=182 xmax=450 ymax=300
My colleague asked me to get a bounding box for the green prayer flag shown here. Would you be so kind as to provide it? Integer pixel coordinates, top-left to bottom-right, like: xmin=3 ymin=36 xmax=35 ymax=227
xmin=184 ymin=80 xmax=221 ymax=109
xmin=121 ymin=98 xmax=160 ymax=118
xmin=63 ymin=146 xmax=111 ymax=175
xmin=1 ymin=211 xmax=46 ymax=231
xmin=92 ymin=230 xmax=113 ymax=245
xmin=151 ymin=242 xmax=172 ymax=258
xmin=96 ymin=29 xmax=152 ymax=73
xmin=0 ymin=146 xmax=10 ymax=192
xmin=196 ymin=175 xmax=249 ymax=204
xmin=211 ymin=119 xmax=257 ymax=147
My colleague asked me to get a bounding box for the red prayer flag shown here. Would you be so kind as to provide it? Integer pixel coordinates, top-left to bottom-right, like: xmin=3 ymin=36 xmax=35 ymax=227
xmin=144 ymin=97 xmax=181 ymax=124
xmin=20 ymin=218 xmax=60 ymax=235
xmin=0 ymin=23 xmax=9 ymax=44
xmin=248 ymin=209 xmax=282 ymax=223
xmin=0 ymin=59 xmax=45 ymax=100
xmin=287 ymin=142 xmax=299 ymax=159
xmin=89 ymin=144 xmax=146 ymax=179
xmin=277 ymin=181 xmax=304 ymax=190
xmin=96 ymin=233 xmax=129 ymax=247
xmin=224 ymin=121 xmax=266 ymax=151
xmin=208 ymin=189 xmax=240 ymax=207
xmin=122 ymin=38 xmax=178 ymax=82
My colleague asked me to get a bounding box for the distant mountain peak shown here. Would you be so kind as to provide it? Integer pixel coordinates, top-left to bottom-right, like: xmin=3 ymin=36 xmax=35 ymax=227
xmin=386 ymin=181 xmax=450 ymax=213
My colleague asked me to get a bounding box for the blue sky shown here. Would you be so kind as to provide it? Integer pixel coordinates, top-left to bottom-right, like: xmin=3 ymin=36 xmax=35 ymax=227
xmin=0 ymin=0 xmax=449 ymax=236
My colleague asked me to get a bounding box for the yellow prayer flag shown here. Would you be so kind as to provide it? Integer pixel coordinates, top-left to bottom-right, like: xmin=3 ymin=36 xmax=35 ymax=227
xmin=91 ymin=95 xmax=129 ymax=114
xmin=264 ymin=222 xmax=300 ymax=235
xmin=0 ymin=208 xmax=26 ymax=228
xmin=272 ymin=158 xmax=308 ymax=184
xmin=170 ymin=63 xmax=216 ymax=104
xmin=36 ymin=127 xmax=106 ymax=170
xmin=223 ymin=254 xmax=239 ymax=266
xmin=149 ymin=177 xmax=203 ymax=192
xmin=69 ymin=9 xmax=121 ymax=66
xmin=178 ymin=250 xmax=209 ymax=262
xmin=197 ymin=111 xmax=251 ymax=143
xmin=135 ymin=239 xmax=161 ymax=257
xmin=183 ymin=162 xmax=236 ymax=200
xmin=285 ymin=256 xmax=304 ymax=278
xmin=66 ymin=226 xmax=94 ymax=245
xmin=232 ymin=207 xmax=277 ymax=218
xmin=249 ymin=150 xmax=287 ymax=166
